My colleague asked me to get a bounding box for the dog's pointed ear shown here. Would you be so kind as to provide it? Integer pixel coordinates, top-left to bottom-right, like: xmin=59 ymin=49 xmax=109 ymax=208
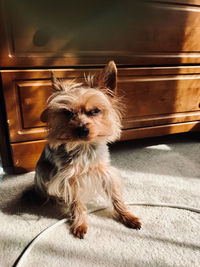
xmin=98 ymin=61 xmax=117 ymax=92
xmin=51 ymin=72 xmax=63 ymax=91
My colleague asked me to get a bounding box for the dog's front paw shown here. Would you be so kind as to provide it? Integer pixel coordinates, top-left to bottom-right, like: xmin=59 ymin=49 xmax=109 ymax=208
xmin=120 ymin=213 xmax=142 ymax=230
xmin=72 ymin=223 xmax=88 ymax=239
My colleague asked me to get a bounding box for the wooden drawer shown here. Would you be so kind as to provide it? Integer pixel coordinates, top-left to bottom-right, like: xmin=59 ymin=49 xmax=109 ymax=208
xmin=121 ymin=74 xmax=200 ymax=129
xmin=2 ymin=66 xmax=200 ymax=144
xmin=2 ymin=1 xmax=200 ymax=67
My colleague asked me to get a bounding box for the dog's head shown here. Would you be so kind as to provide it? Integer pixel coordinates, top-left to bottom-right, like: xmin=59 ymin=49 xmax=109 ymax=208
xmin=41 ymin=61 xmax=123 ymax=147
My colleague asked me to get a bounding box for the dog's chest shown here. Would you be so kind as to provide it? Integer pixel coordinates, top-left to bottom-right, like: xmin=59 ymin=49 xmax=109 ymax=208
xmin=41 ymin=143 xmax=112 ymax=203
xmin=55 ymin=143 xmax=110 ymax=174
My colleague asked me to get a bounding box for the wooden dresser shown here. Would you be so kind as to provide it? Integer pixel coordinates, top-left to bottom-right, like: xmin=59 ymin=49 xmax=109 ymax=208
xmin=1 ymin=0 xmax=200 ymax=173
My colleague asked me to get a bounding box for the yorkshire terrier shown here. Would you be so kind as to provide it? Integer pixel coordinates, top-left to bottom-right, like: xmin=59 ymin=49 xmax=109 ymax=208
xmin=35 ymin=61 xmax=141 ymax=238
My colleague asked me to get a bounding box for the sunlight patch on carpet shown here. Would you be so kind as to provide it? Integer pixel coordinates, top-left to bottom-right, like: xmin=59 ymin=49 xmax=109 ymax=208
xmin=146 ymin=144 xmax=172 ymax=151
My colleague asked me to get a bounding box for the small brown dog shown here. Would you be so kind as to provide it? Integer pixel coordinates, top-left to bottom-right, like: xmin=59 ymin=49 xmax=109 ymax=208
xmin=35 ymin=61 xmax=141 ymax=238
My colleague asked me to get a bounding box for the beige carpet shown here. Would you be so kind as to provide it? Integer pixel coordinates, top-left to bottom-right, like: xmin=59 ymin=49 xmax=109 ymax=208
xmin=0 ymin=134 xmax=200 ymax=267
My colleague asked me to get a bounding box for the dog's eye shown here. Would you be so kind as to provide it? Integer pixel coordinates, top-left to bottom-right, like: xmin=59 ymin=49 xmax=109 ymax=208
xmin=87 ymin=108 xmax=101 ymax=116
xmin=62 ymin=109 xmax=75 ymax=119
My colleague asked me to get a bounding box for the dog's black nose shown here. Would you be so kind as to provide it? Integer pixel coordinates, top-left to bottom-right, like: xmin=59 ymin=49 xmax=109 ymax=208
xmin=76 ymin=125 xmax=89 ymax=139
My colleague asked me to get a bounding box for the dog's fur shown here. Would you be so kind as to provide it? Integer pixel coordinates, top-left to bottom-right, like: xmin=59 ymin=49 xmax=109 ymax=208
xmin=35 ymin=61 xmax=141 ymax=238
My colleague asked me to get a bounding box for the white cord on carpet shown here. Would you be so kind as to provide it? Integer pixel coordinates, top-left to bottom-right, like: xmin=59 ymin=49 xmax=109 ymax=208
xmin=15 ymin=202 xmax=200 ymax=267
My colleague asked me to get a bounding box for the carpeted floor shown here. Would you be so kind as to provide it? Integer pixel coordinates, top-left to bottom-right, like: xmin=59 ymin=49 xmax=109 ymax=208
xmin=0 ymin=134 xmax=200 ymax=267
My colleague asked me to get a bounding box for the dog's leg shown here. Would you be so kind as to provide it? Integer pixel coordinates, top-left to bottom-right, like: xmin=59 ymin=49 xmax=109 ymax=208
xmin=104 ymin=168 xmax=141 ymax=230
xmin=70 ymin=200 xmax=88 ymax=239
xmin=111 ymin=180 xmax=141 ymax=229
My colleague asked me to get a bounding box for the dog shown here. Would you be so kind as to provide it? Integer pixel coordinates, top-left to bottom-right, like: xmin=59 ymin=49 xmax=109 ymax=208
xmin=34 ymin=61 xmax=141 ymax=238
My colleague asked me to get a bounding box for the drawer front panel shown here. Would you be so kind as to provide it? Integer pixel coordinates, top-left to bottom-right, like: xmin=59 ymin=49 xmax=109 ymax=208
xmin=1 ymin=1 xmax=200 ymax=67
xmin=18 ymin=81 xmax=51 ymax=128
xmin=119 ymin=75 xmax=200 ymax=118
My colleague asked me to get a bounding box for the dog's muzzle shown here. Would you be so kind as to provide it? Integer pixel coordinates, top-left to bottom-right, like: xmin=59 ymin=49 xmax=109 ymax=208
xmin=76 ymin=125 xmax=89 ymax=139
